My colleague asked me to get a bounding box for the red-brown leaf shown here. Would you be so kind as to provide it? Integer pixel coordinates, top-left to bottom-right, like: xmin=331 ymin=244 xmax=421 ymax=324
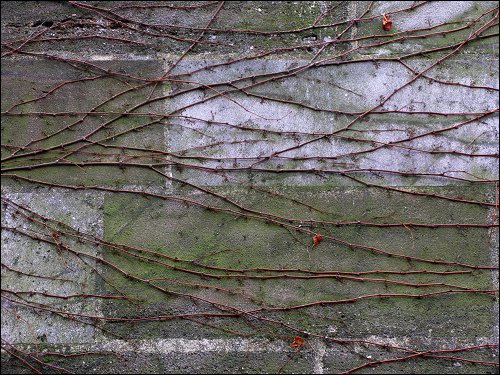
xmin=291 ymin=335 xmax=304 ymax=350
xmin=382 ymin=14 xmax=392 ymax=31
xmin=312 ymin=233 xmax=323 ymax=247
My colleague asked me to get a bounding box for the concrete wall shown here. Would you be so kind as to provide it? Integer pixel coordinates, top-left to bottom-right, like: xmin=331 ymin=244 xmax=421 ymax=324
xmin=1 ymin=1 xmax=499 ymax=373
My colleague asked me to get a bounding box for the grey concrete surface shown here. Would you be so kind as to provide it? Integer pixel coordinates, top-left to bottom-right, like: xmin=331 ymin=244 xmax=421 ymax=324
xmin=1 ymin=1 xmax=498 ymax=374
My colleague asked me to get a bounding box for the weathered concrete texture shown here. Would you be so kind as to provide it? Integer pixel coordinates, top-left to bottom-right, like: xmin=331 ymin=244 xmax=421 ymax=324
xmin=0 ymin=1 xmax=351 ymax=56
xmin=1 ymin=1 xmax=499 ymax=374
xmin=488 ymin=203 xmax=499 ymax=352
xmin=1 ymin=187 xmax=103 ymax=344
xmin=1 ymin=339 xmax=315 ymax=374
xmin=354 ymin=1 xmax=500 ymax=55
xmin=97 ymin=187 xmax=495 ymax=343
xmin=322 ymin=343 xmax=499 ymax=374
xmin=1 ymin=58 xmax=168 ymax=189
xmin=166 ymin=54 xmax=498 ymax=186
xmin=370 ymin=1 xmax=497 ymax=33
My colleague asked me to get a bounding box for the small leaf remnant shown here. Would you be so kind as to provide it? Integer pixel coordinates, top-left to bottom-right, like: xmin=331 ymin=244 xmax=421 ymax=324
xmin=382 ymin=14 xmax=392 ymax=31
xmin=312 ymin=233 xmax=323 ymax=247
xmin=291 ymin=335 xmax=304 ymax=351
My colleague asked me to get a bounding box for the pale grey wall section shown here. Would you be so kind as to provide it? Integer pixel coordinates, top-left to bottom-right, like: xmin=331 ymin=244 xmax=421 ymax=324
xmin=166 ymin=55 xmax=498 ymax=187
xmin=1 ymin=189 xmax=104 ymax=343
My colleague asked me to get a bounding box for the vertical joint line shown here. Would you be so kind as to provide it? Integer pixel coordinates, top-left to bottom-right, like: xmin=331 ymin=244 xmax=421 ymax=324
xmin=347 ymin=2 xmax=359 ymax=50
xmin=162 ymin=56 xmax=174 ymax=194
xmin=312 ymin=339 xmax=326 ymax=374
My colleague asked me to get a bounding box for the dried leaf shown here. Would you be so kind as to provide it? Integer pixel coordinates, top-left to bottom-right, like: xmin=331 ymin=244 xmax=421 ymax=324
xmin=291 ymin=335 xmax=304 ymax=351
xmin=312 ymin=233 xmax=323 ymax=247
xmin=382 ymin=14 xmax=392 ymax=31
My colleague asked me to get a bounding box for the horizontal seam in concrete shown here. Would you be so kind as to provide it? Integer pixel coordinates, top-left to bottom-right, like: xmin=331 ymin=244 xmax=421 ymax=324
xmin=3 ymin=51 xmax=499 ymax=62
xmin=77 ymin=338 xmax=288 ymax=354
xmin=3 ymin=335 xmax=497 ymax=355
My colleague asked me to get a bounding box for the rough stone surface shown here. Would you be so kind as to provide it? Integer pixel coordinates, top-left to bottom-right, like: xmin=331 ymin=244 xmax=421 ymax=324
xmin=1 ymin=1 xmax=498 ymax=374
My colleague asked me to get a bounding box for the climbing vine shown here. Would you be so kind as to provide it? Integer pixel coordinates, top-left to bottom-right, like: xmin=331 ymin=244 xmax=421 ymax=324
xmin=1 ymin=1 xmax=499 ymax=373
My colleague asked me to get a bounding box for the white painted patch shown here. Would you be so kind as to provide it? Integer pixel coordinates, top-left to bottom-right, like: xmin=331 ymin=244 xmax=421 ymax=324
xmin=90 ymin=338 xmax=286 ymax=353
xmin=89 ymin=54 xmax=154 ymax=61
xmin=311 ymin=339 xmax=326 ymax=374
